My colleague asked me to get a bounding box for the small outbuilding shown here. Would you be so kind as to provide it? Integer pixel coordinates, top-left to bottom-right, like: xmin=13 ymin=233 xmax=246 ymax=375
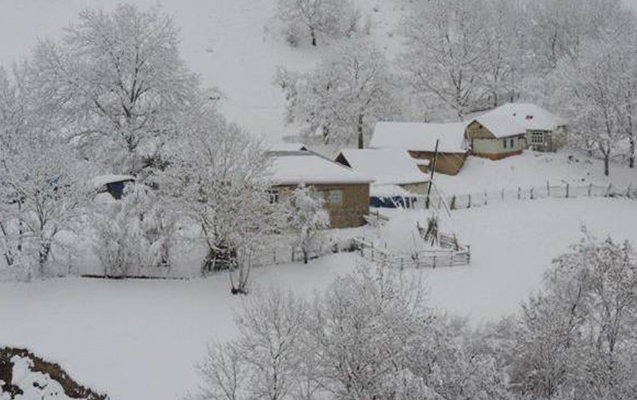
xmin=466 ymin=113 xmax=527 ymax=160
xmin=335 ymin=148 xmax=430 ymax=209
xmin=482 ymin=103 xmax=568 ymax=152
xmin=370 ymin=121 xmax=469 ymax=175
xmin=267 ymin=150 xmax=373 ymax=228
xmin=92 ymin=174 xmax=135 ymax=200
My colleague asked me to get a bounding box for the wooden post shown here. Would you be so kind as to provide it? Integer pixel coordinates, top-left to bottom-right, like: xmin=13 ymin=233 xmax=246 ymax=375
xmin=501 ymin=188 xmax=505 ymax=201
xmin=547 ymin=181 xmax=550 ymax=197
xmin=400 ymin=256 xmax=404 ymax=271
xmin=371 ymin=242 xmax=374 ymax=261
xmin=468 ymin=194 xmax=472 ymax=208
xmin=433 ymin=255 xmax=436 ymax=269
xmin=566 ymin=183 xmax=569 ymax=199
xmin=450 ymin=195 xmax=456 ymax=210
xmin=588 ymin=183 xmax=593 ymax=197
xmin=606 ymin=183 xmax=612 ymax=197
xmin=530 ymin=187 xmax=534 ymax=200
xmin=518 ymin=187 xmax=521 ymax=200
xmin=273 ymin=249 xmax=276 ymax=263
xmin=484 ymin=192 xmax=488 ymax=206
xmin=425 ymin=139 xmax=440 ymax=209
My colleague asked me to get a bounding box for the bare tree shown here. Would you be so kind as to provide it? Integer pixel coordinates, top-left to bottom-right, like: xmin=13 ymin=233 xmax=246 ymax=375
xmin=285 ymin=184 xmax=329 ymax=264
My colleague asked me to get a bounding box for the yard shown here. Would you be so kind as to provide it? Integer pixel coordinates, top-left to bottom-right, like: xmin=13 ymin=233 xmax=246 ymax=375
xmin=1 ymin=196 xmax=635 ymax=400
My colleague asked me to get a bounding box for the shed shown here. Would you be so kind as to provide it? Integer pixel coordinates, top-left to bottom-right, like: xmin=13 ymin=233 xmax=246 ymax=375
xmin=370 ymin=121 xmax=469 ymax=175
xmin=92 ymin=174 xmax=135 ymax=200
xmin=466 ymin=113 xmax=527 ymax=160
xmin=267 ymin=151 xmax=374 ymax=228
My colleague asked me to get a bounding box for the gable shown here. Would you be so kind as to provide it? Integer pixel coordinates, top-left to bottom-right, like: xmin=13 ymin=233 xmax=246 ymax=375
xmin=466 ymin=121 xmax=497 ymax=139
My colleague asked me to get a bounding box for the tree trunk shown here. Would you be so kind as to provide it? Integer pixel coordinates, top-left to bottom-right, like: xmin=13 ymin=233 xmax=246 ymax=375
xmin=38 ymin=241 xmax=51 ymax=277
xmin=630 ymin=134 xmax=635 ymax=168
xmin=357 ymin=114 xmax=364 ymax=149
xmin=604 ymin=153 xmax=610 ymax=177
xmin=310 ymin=28 xmax=317 ymax=47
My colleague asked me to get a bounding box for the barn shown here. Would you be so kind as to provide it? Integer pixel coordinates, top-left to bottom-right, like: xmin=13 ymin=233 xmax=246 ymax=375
xmin=370 ymin=121 xmax=469 ymax=175
xmin=267 ymin=150 xmax=373 ymax=228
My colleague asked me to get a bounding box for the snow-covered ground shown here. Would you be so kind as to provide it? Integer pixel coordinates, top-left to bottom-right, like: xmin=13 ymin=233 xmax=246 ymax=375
xmin=434 ymin=149 xmax=637 ymax=196
xmin=1 ymin=197 xmax=635 ymax=400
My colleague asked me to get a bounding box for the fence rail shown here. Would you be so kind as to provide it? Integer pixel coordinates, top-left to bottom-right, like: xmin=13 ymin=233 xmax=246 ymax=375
xmin=425 ymin=182 xmax=637 ymax=211
xmin=354 ymin=237 xmax=471 ymax=269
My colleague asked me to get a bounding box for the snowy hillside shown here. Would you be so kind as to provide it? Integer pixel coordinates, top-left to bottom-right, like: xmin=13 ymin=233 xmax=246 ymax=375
xmin=0 ymin=0 xmax=404 ymax=144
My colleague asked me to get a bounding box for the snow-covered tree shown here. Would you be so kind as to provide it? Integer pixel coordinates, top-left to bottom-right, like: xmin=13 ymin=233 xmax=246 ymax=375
xmin=30 ymin=4 xmax=200 ymax=177
xmin=401 ymin=0 xmax=490 ymax=120
xmin=164 ymin=105 xmax=283 ymax=293
xmin=276 ymin=38 xmax=397 ymax=148
xmin=276 ymin=0 xmax=360 ymax=47
xmin=511 ymin=234 xmax=637 ymax=399
xmin=286 ymin=185 xmax=329 ymax=264
xmin=195 ymin=290 xmax=309 ymax=400
xmin=0 ymin=67 xmax=86 ymax=279
xmin=554 ymin=22 xmax=635 ymax=176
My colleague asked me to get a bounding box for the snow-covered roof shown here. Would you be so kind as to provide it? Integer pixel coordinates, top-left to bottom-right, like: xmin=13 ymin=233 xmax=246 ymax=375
xmin=268 ymin=142 xmax=307 ymax=152
xmin=370 ymin=184 xmax=411 ymax=197
xmin=370 ymin=121 xmax=469 ymax=153
xmin=91 ymin=174 xmax=135 ymax=188
xmin=267 ymin=152 xmax=374 ymax=185
xmin=337 ymin=149 xmax=429 ymax=186
xmin=474 ymin=113 xmax=527 ymax=139
xmin=486 ymin=103 xmax=568 ymax=132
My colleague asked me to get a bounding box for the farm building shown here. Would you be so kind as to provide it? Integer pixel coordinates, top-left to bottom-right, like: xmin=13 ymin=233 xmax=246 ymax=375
xmin=92 ymin=174 xmax=135 ymax=200
xmin=370 ymin=121 xmax=469 ymax=175
xmin=335 ymin=149 xmax=429 ymax=208
xmin=482 ymin=103 xmax=568 ymax=152
xmin=466 ymin=113 xmax=527 ymax=160
xmin=267 ymin=150 xmax=373 ymax=228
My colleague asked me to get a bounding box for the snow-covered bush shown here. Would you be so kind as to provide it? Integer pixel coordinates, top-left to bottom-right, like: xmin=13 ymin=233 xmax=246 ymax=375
xmin=92 ymin=183 xmax=175 ymax=277
xmin=286 ymin=184 xmax=329 ymax=264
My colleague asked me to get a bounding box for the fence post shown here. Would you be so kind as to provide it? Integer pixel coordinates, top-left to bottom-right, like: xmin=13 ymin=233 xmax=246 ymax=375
xmin=530 ymin=187 xmax=534 ymax=200
xmin=501 ymin=188 xmax=505 ymax=201
xmin=371 ymin=242 xmax=374 ymax=261
xmin=400 ymin=256 xmax=404 ymax=271
xmin=566 ymin=183 xmax=569 ymax=199
xmin=468 ymin=194 xmax=472 ymax=208
xmin=273 ymin=249 xmax=276 ymax=264
xmin=518 ymin=187 xmax=521 ymax=200
xmin=547 ymin=181 xmax=550 ymax=197
xmin=433 ymin=255 xmax=436 ymax=269
xmin=627 ymin=184 xmax=633 ymax=199
xmin=450 ymin=195 xmax=456 ymax=210
xmin=588 ymin=183 xmax=592 ymax=197
xmin=606 ymin=183 xmax=612 ymax=197
xmin=484 ymin=192 xmax=488 ymax=206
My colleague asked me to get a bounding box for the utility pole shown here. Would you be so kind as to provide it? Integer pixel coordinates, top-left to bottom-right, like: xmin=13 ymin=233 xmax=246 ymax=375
xmin=425 ymin=139 xmax=439 ymax=209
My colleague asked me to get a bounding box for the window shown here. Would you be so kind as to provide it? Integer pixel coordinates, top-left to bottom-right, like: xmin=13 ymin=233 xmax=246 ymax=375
xmin=328 ymin=190 xmax=342 ymax=204
xmin=510 ymin=138 xmax=515 ymax=148
xmin=267 ymin=189 xmax=279 ymax=204
xmin=531 ymin=131 xmax=544 ymax=145
xmin=503 ymin=139 xmax=508 ymax=149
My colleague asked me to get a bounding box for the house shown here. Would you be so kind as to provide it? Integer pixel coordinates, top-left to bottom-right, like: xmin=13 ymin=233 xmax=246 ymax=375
xmin=267 ymin=150 xmax=373 ymax=228
xmin=335 ymin=148 xmax=430 ymax=208
xmin=482 ymin=103 xmax=568 ymax=152
xmin=370 ymin=121 xmax=469 ymax=175
xmin=92 ymin=174 xmax=135 ymax=200
xmin=466 ymin=113 xmax=527 ymax=160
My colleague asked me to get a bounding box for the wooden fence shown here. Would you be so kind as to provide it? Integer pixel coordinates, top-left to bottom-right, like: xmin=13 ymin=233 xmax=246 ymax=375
xmin=354 ymin=234 xmax=471 ymax=269
xmin=425 ymin=182 xmax=637 ymax=211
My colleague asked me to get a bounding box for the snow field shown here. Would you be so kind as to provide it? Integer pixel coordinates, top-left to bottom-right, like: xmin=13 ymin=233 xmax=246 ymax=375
xmin=1 ymin=197 xmax=636 ymax=400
